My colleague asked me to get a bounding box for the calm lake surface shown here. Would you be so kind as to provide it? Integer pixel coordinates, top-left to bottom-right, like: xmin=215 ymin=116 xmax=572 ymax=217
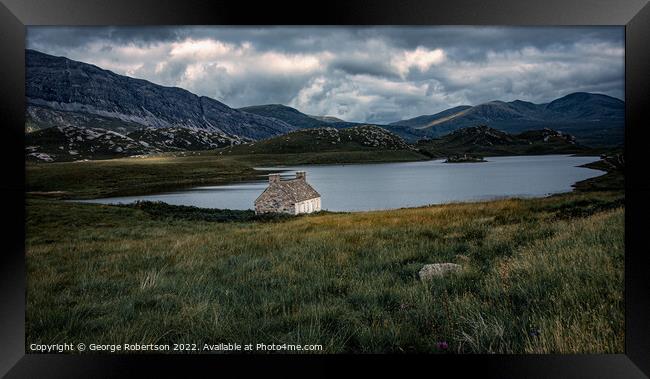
xmin=79 ymin=155 xmax=604 ymax=212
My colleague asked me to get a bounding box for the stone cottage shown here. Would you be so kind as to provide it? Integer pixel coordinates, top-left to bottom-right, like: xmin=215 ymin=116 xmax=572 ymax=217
xmin=254 ymin=171 xmax=321 ymax=215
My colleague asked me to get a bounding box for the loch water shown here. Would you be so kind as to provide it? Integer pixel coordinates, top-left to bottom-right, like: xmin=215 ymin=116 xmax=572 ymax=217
xmin=78 ymin=155 xmax=604 ymax=212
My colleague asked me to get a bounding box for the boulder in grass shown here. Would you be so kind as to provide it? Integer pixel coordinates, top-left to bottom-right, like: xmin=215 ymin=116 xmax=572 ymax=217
xmin=418 ymin=263 xmax=462 ymax=280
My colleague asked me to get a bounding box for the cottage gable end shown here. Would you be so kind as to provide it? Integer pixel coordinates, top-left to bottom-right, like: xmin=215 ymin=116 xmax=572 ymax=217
xmin=254 ymin=171 xmax=321 ymax=215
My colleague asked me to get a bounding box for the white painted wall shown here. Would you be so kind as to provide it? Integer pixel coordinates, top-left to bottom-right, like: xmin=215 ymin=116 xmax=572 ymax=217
xmin=294 ymin=197 xmax=321 ymax=214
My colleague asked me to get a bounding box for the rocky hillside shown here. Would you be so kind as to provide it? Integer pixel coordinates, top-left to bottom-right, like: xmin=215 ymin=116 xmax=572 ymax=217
xmin=224 ymin=125 xmax=413 ymax=155
xmin=392 ymin=93 xmax=624 ymax=146
xmin=416 ymin=125 xmax=586 ymax=158
xmin=26 ymin=126 xmax=249 ymax=162
xmin=26 ymin=126 xmax=156 ymax=162
xmin=128 ymin=127 xmax=250 ymax=152
xmin=26 ymin=49 xmax=295 ymax=140
xmin=26 ymin=105 xmax=144 ymax=135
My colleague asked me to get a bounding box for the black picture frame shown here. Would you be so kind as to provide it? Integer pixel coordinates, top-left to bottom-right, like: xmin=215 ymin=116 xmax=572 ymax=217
xmin=1 ymin=0 xmax=649 ymax=377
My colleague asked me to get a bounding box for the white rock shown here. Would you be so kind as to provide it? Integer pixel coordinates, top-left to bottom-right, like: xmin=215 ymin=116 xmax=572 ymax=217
xmin=418 ymin=263 xmax=463 ymax=280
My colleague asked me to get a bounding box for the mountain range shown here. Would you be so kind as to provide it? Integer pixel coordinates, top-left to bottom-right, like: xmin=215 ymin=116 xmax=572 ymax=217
xmin=238 ymin=95 xmax=623 ymax=147
xmin=26 ymin=49 xmax=295 ymax=141
xmin=25 ymin=49 xmax=624 ymax=161
xmin=390 ymin=93 xmax=624 ymax=146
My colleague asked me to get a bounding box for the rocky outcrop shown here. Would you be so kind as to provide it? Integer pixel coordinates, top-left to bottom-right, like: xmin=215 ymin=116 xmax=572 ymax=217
xmin=25 ymin=125 xmax=157 ymax=162
xmin=516 ymin=128 xmax=577 ymax=145
xmin=418 ymin=263 xmax=463 ymax=280
xmin=128 ymin=127 xmax=250 ymax=151
xmin=25 ymin=125 xmax=250 ymax=162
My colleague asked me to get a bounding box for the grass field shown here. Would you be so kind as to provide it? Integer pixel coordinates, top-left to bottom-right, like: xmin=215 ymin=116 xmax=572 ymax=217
xmin=25 ymin=148 xmax=625 ymax=353
xmin=26 ymin=190 xmax=624 ymax=353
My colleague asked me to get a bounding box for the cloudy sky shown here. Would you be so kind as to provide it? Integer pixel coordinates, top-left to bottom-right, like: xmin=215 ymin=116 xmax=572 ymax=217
xmin=26 ymin=26 xmax=624 ymax=124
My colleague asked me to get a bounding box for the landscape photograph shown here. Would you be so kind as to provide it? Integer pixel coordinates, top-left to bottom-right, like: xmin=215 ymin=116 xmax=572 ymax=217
xmin=25 ymin=26 xmax=625 ymax=354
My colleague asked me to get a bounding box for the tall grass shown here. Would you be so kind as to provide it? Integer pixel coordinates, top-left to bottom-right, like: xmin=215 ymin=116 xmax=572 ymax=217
xmin=26 ymin=191 xmax=624 ymax=353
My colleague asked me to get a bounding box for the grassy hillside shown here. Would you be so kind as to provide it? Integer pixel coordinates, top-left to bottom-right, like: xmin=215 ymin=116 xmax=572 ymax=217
xmin=224 ymin=125 xmax=416 ymax=155
xmin=26 ymin=190 xmax=624 ymax=353
xmin=573 ymin=153 xmax=625 ymax=192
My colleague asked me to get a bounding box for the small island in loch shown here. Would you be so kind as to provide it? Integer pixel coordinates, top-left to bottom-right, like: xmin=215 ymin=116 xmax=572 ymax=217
xmin=444 ymin=154 xmax=487 ymax=163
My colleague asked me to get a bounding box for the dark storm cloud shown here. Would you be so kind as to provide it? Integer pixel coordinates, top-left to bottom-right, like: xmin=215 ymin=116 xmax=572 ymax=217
xmin=28 ymin=26 xmax=623 ymax=56
xmin=26 ymin=26 xmax=624 ymax=124
xmin=26 ymin=26 xmax=182 ymax=48
xmin=329 ymin=56 xmax=399 ymax=78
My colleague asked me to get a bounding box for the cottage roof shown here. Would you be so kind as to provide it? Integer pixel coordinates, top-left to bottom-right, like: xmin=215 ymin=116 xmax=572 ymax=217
xmin=255 ymin=177 xmax=321 ymax=204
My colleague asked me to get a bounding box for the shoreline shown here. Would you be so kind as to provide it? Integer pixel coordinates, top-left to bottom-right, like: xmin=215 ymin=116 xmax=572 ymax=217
xmin=61 ymin=154 xmax=608 ymax=214
xmin=66 ymin=188 xmax=605 ymax=215
xmin=26 ymin=153 xmax=608 ymax=202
